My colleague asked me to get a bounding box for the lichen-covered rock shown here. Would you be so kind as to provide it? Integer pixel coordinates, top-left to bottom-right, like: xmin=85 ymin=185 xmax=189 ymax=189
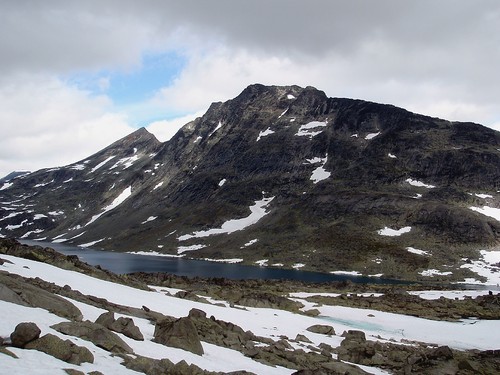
xmin=153 ymin=317 xmax=204 ymax=355
xmin=25 ymin=333 xmax=93 ymax=365
xmin=51 ymin=321 xmax=133 ymax=354
xmin=10 ymin=322 xmax=41 ymax=348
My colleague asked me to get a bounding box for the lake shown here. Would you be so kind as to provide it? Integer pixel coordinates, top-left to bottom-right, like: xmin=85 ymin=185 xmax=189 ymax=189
xmin=20 ymin=239 xmax=408 ymax=284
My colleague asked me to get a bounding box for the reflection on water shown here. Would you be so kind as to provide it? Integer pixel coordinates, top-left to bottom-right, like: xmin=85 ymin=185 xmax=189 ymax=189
xmin=20 ymin=240 xmax=406 ymax=284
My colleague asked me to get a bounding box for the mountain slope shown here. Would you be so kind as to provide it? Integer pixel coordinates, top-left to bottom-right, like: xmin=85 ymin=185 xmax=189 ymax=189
xmin=1 ymin=84 xmax=500 ymax=281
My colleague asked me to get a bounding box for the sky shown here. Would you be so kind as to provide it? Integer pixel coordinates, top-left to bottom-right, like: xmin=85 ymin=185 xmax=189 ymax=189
xmin=1 ymin=0 xmax=499 ymax=178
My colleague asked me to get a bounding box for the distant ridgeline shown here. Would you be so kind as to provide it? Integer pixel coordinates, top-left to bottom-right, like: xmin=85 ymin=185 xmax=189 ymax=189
xmin=1 ymin=84 xmax=499 ymax=282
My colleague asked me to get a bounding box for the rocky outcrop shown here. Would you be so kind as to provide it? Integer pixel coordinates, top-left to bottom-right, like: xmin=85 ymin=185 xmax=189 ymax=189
xmin=52 ymin=321 xmax=133 ymax=354
xmin=153 ymin=317 xmax=204 ymax=355
xmin=0 ymin=272 xmax=82 ymax=321
xmin=25 ymin=333 xmax=94 ymax=365
xmin=95 ymin=311 xmax=144 ymax=341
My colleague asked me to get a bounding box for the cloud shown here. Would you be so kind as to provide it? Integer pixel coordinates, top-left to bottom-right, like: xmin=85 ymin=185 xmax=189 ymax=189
xmin=146 ymin=111 xmax=205 ymax=142
xmin=1 ymin=1 xmax=499 ymax=177
xmin=0 ymin=74 xmax=134 ymax=177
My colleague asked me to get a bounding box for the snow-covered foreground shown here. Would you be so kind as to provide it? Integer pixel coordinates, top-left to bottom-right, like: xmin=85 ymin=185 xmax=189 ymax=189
xmin=1 ymin=254 xmax=499 ymax=374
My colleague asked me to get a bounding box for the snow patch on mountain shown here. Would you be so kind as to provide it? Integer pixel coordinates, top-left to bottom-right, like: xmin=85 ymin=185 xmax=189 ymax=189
xmin=256 ymin=128 xmax=275 ymax=141
xmin=141 ymin=216 xmax=157 ymax=224
xmin=208 ymin=121 xmax=223 ymax=138
xmin=178 ymin=244 xmax=207 ymax=254
xmin=90 ymin=156 xmax=116 ymax=173
xmin=407 ymin=247 xmax=430 ymax=256
xmin=406 ymin=178 xmax=436 ymax=189
xmin=1 ymin=182 xmax=13 ymax=190
xmin=110 ymin=155 xmax=140 ymax=170
xmin=296 ymin=121 xmax=327 ymax=138
xmin=365 ymin=132 xmax=380 ymax=140
xmin=86 ymin=186 xmax=132 ymax=226
xmin=469 ymin=206 xmax=500 ymax=222
xmin=377 ymin=226 xmax=412 ymax=236
xmin=308 ymin=155 xmax=330 ymax=183
xmin=460 ymin=250 xmax=500 ymax=285
xmin=178 ymin=196 xmax=274 ymax=240
xmin=79 ymin=238 xmax=106 ymax=247
xmin=419 ymin=269 xmax=453 ymax=277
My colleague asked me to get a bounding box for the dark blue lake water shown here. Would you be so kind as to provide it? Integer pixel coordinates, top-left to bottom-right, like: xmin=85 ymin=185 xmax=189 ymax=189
xmin=20 ymin=240 xmax=407 ymax=284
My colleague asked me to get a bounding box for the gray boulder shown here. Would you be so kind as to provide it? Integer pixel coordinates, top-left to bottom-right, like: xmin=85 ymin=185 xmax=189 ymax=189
xmin=95 ymin=311 xmax=144 ymax=341
xmin=25 ymin=333 xmax=94 ymax=365
xmin=153 ymin=317 xmax=204 ymax=355
xmin=306 ymin=324 xmax=335 ymax=336
xmin=51 ymin=321 xmax=133 ymax=354
xmin=10 ymin=322 xmax=41 ymax=348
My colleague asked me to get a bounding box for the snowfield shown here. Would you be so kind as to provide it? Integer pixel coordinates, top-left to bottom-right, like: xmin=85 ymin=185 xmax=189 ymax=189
xmin=1 ymin=253 xmax=499 ymax=374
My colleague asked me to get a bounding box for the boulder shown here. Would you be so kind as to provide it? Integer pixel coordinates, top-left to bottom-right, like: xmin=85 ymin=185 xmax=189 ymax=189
xmin=341 ymin=330 xmax=366 ymax=343
xmin=153 ymin=317 xmax=204 ymax=355
xmin=25 ymin=334 xmax=94 ymax=365
xmin=51 ymin=321 xmax=133 ymax=354
xmin=295 ymin=334 xmax=312 ymax=343
xmin=306 ymin=324 xmax=335 ymax=336
xmin=112 ymin=317 xmax=144 ymax=341
xmin=95 ymin=311 xmax=115 ymax=327
xmin=303 ymin=309 xmax=321 ymax=317
xmin=429 ymin=345 xmax=454 ymax=360
xmin=95 ymin=311 xmax=144 ymax=341
xmin=10 ymin=322 xmax=40 ymax=348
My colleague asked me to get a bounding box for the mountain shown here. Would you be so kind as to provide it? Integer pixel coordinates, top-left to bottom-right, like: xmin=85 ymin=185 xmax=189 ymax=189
xmin=1 ymin=84 xmax=499 ymax=281
xmin=0 ymin=171 xmax=30 ymax=183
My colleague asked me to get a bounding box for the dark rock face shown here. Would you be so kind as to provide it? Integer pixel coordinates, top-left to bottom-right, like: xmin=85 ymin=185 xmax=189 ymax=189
xmin=1 ymin=84 xmax=499 ymax=279
xmin=10 ymin=322 xmax=41 ymax=348
xmin=153 ymin=317 xmax=204 ymax=355
xmin=25 ymin=333 xmax=94 ymax=365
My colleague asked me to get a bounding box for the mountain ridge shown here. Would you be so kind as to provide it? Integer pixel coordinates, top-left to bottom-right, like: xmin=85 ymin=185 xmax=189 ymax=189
xmin=1 ymin=84 xmax=499 ymax=282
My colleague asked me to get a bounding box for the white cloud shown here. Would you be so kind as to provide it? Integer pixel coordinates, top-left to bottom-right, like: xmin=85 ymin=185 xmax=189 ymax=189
xmin=0 ymin=74 xmax=134 ymax=177
xmin=146 ymin=111 xmax=205 ymax=142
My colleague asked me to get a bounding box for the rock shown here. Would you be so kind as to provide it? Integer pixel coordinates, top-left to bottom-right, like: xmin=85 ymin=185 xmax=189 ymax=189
xmin=341 ymin=330 xmax=366 ymax=342
xmin=303 ymin=309 xmax=321 ymax=317
xmin=95 ymin=311 xmax=144 ymax=341
xmin=51 ymin=321 xmax=133 ymax=354
xmin=188 ymin=308 xmax=207 ymax=319
xmin=306 ymin=324 xmax=335 ymax=335
xmin=112 ymin=317 xmax=144 ymax=341
xmin=429 ymin=345 xmax=454 ymax=360
xmin=95 ymin=311 xmax=115 ymax=327
xmin=10 ymin=322 xmax=41 ymax=348
xmin=25 ymin=334 xmax=94 ymax=365
xmin=295 ymin=334 xmax=312 ymax=343
xmin=0 ymin=347 xmax=18 ymax=358
xmin=153 ymin=317 xmax=204 ymax=355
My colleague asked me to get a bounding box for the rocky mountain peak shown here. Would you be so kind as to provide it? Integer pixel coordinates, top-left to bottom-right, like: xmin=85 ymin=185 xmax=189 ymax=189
xmin=1 ymin=84 xmax=499 ymax=282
